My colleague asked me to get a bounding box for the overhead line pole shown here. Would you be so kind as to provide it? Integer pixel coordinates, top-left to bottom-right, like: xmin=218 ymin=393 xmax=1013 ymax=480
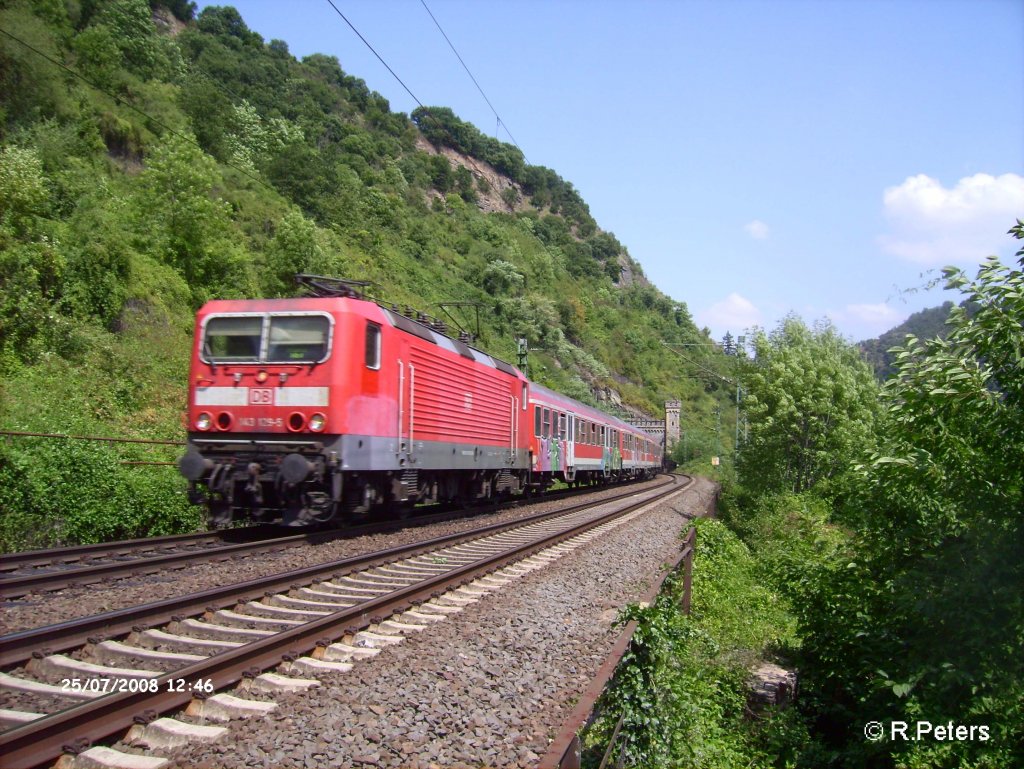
xmin=661 ymin=342 xmax=744 ymax=463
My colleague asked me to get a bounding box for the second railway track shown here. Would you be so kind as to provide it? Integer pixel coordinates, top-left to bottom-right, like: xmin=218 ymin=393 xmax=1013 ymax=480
xmin=0 ymin=475 xmax=689 ymax=769
xmin=0 ymin=481 xmax=645 ymax=600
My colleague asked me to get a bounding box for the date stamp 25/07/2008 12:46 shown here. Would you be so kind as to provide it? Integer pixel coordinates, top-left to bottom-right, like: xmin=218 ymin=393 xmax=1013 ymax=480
xmin=60 ymin=678 xmax=214 ymax=695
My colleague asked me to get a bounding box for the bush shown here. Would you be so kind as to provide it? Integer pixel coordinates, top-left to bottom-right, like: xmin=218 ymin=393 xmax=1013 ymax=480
xmin=586 ymin=520 xmax=801 ymax=768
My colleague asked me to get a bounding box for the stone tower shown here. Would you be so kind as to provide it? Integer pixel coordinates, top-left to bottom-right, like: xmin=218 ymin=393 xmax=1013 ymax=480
xmin=665 ymin=400 xmax=681 ymax=450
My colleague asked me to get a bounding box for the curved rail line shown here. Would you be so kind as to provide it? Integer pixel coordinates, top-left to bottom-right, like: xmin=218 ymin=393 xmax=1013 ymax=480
xmin=0 ymin=475 xmax=688 ymax=769
xmin=1 ymin=480 xmax=654 ymax=599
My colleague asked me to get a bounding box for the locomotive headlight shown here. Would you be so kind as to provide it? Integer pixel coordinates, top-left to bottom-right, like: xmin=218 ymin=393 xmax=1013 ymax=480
xmin=309 ymin=413 xmax=327 ymax=432
xmin=196 ymin=412 xmax=213 ymax=431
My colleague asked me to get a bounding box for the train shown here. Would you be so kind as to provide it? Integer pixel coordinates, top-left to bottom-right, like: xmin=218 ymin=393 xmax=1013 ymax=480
xmin=178 ymin=276 xmax=663 ymax=527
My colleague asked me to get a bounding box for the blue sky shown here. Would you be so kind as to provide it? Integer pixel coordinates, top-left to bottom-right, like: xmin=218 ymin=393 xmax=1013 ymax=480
xmin=199 ymin=0 xmax=1024 ymax=343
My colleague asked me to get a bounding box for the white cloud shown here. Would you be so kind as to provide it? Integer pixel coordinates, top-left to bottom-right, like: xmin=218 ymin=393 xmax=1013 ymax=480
xmin=878 ymin=173 xmax=1024 ymax=265
xmin=744 ymin=219 xmax=770 ymax=240
xmin=698 ymin=293 xmax=763 ymax=336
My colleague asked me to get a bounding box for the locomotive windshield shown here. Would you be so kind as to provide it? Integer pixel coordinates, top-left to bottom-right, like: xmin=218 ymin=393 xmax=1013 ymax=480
xmin=267 ymin=316 xmax=329 ymax=362
xmin=202 ymin=313 xmax=331 ymax=364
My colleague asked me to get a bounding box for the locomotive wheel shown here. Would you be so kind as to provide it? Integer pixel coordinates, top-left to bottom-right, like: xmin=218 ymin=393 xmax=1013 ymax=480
xmin=207 ymin=498 xmax=231 ymax=529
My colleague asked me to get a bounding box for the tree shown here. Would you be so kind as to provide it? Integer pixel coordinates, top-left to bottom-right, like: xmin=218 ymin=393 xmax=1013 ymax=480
xmin=794 ymin=223 xmax=1024 ymax=768
xmin=738 ymin=316 xmax=880 ymax=496
xmin=134 ymin=132 xmax=238 ymax=296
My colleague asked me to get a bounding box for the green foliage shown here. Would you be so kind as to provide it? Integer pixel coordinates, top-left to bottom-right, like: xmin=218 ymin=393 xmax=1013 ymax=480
xmin=807 ymin=229 xmax=1024 ymax=769
xmin=0 ymin=316 xmax=201 ymax=549
xmin=588 ymin=520 xmax=800 ymax=768
xmin=0 ymin=144 xmax=51 ymax=233
xmin=724 ymin=225 xmax=1024 ymax=768
xmin=91 ymin=0 xmax=167 ymax=78
xmin=134 ymin=131 xmax=247 ymax=299
xmin=0 ymin=1 xmax=728 ymax=550
xmin=859 ymin=301 xmax=957 ymax=380
xmin=738 ymin=316 xmax=880 ymax=498
xmin=0 ymin=436 xmax=200 ymax=549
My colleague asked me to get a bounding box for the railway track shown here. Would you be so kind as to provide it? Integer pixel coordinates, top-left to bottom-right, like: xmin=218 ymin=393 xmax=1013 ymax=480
xmin=0 ymin=475 xmax=687 ymax=769
xmin=0 ymin=482 xmax=641 ymax=600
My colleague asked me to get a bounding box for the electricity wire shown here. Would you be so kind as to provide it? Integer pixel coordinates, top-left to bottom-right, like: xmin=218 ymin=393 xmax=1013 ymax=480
xmin=418 ymin=0 xmax=526 ymax=161
xmin=322 ymin=0 xmax=424 ymax=108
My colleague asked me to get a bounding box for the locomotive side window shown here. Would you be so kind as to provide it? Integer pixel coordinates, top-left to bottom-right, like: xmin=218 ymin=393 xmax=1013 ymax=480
xmin=205 ymin=316 xmax=262 ymax=362
xmin=267 ymin=316 xmax=330 ymax=363
xmin=365 ymin=323 xmax=382 ymax=369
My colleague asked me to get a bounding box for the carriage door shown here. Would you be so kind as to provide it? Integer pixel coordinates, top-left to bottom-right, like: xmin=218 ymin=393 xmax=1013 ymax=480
xmin=566 ymin=413 xmax=575 ymax=467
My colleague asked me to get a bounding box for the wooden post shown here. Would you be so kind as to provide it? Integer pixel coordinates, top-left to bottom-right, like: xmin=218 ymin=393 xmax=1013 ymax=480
xmin=682 ymin=526 xmax=695 ymax=615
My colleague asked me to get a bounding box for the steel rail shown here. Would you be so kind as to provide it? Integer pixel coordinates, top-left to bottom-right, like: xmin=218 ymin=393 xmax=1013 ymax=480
xmin=0 ymin=476 xmax=676 ymax=668
xmin=1 ymin=532 xmax=312 ymax=599
xmin=1 ymin=478 xmax=658 ymax=595
xmin=0 ymin=476 xmax=688 ymax=769
xmin=0 ymin=526 xmax=278 ymax=571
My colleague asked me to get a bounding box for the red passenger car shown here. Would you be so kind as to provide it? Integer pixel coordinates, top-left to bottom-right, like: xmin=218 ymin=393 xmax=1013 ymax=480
xmin=528 ymin=384 xmax=663 ymax=489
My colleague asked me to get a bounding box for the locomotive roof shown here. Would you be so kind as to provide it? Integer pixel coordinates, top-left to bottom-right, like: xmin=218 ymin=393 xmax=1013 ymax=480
xmin=197 ymin=295 xmax=526 ymax=380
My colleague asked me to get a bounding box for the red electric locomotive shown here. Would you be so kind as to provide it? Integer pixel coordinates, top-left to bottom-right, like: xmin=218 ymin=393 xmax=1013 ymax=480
xmin=179 ymin=276 xmax=661 ymax=527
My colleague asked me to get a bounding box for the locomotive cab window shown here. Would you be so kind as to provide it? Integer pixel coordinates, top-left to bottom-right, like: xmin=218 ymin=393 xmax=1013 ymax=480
xmin=204 ymin=316 xmax=261 ymax=362
xmin=365 ymin=323 xmax=382 ymax=369
xmin=203 ymin=313 xmax=332 ymax=365
xmin=267 ymin=315 xmax=330 ymax=363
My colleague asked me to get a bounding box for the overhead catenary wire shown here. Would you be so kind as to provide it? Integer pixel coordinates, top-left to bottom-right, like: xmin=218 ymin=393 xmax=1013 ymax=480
xmin=418 ymin=0 xmax=527 ymax=161
xmin=322 ymin=0 xmax=424 ymax=109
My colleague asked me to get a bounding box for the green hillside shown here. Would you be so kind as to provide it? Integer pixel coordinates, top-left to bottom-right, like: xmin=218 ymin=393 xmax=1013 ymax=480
xmin=0 ymin=1 xmax=734 ymax=548
xmin=859 ymin=301 xmax=956 ymax=380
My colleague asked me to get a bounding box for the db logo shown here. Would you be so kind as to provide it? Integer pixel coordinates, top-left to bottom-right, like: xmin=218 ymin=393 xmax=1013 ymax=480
xmin=250 ymin=388 xmax=273 ymax=405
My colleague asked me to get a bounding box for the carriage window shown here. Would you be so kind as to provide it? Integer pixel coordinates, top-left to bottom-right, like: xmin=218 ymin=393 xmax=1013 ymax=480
xmin=559 ymin=413 xmax=567 ymax=440
xmin=365 ymin=323 xmax=381 ymax=369
xmin=542 ymin=408 xmax=551 ymax=438
xmin=267 ymin=315 xmax=330 ymax=363
xmin=534 ymin=407 xmax=542 ymax=437
xmin=204 ymin=316 xmax=262 ymax=362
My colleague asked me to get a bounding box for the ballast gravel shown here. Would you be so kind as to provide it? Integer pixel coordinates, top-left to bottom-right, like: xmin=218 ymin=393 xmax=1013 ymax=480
xmin=154 ymin=476 xmax=717 ymax=769
xmin=1 ymin=479 xmax=667 ymax=635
